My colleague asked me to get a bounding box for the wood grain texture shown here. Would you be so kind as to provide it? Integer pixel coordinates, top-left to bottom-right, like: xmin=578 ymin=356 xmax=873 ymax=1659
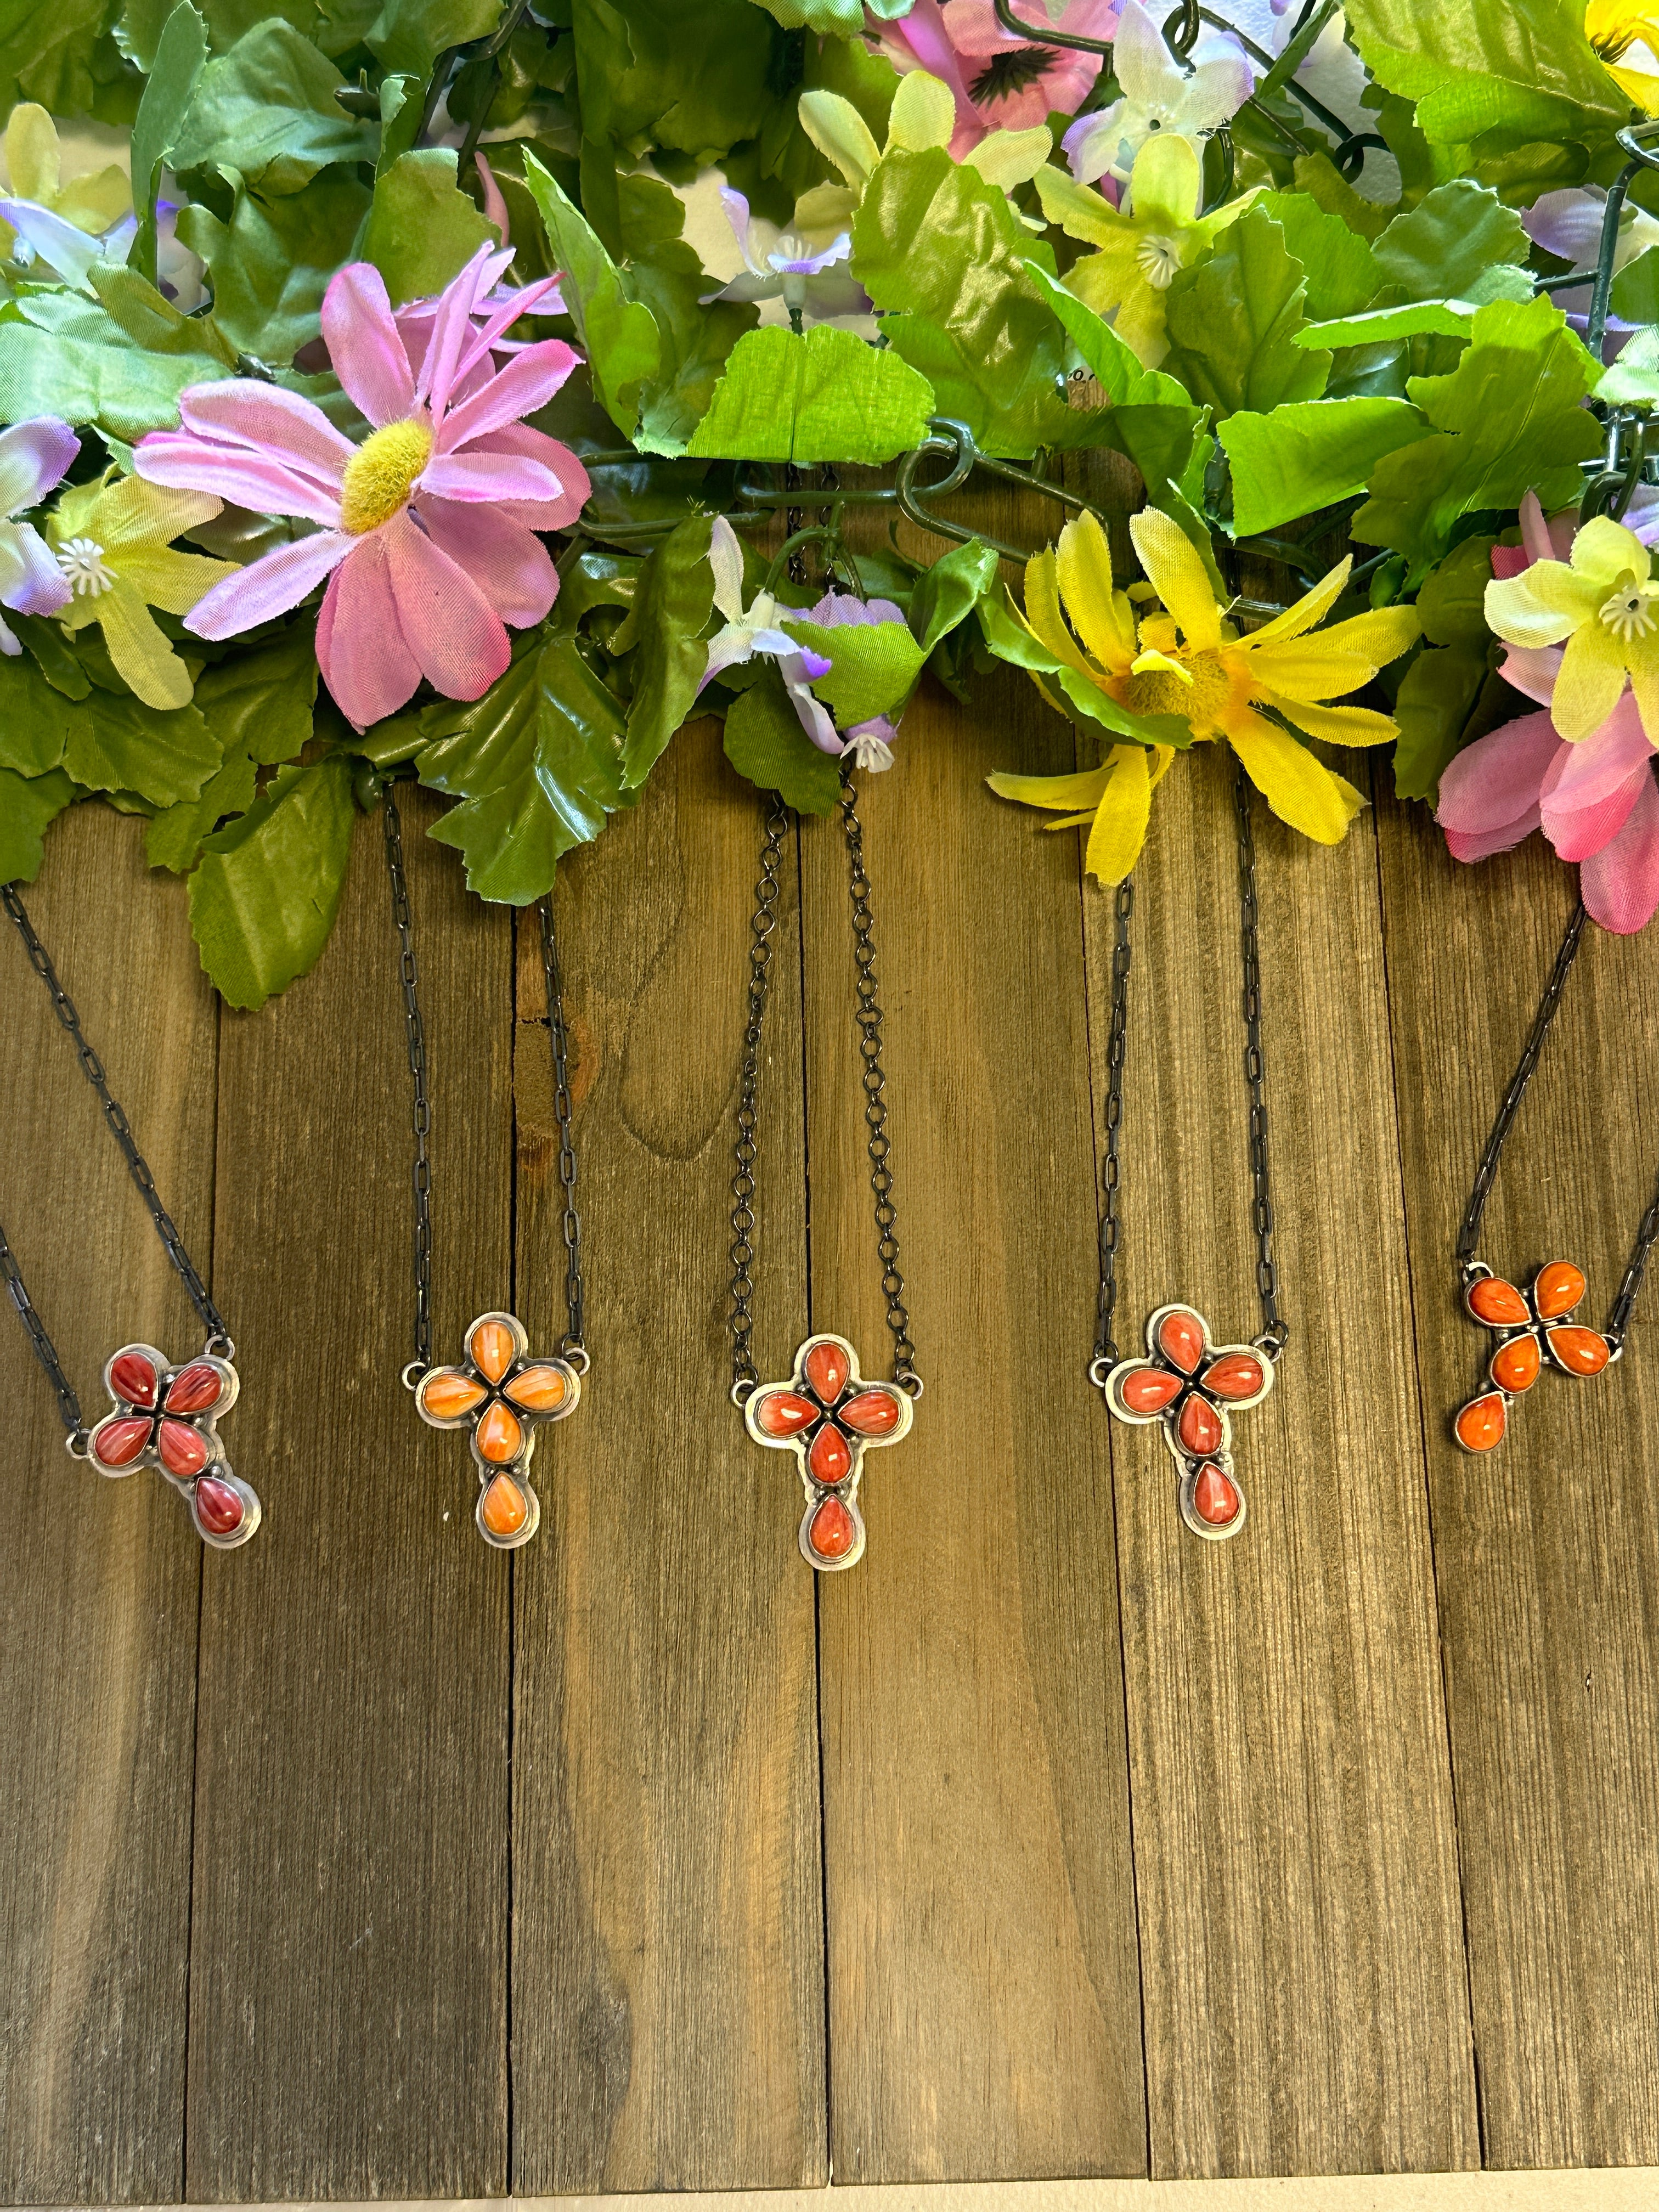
xmin=185 ymin=789 xmax=512 ymax=2199
xmin=0 ymin=809 xmax=211 ymax=2204
xmin=1092 ymin=749 xmax=1479 ymax=2177
xmin=807 ymin=663 xmax=1148 ymax=2184
xmin=1376 ymin=792 xmax=1659 ymax=2168
xmin=510 ymin=721 xmax=826 ymax=2193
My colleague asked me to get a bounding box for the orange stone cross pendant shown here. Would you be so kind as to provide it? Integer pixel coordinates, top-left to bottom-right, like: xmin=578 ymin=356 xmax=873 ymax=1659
xmin=1453 ymin=1260 xmax=1611 ymax=1453
xmin=745 ymin=1333 xmax=914 ymax=1570
xmin=1103 ymin=1304 xmax=1275 ymax=1541
xmin=414 ymin=1311 xmax=582 ymax=1547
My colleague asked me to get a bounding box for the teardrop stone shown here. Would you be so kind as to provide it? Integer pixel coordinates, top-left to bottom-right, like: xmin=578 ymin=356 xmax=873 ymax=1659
xmin=1158 ymin=1310 xmax=1206 ymax=1374
xmin=1118 ymin=1367 xmax=1183 ymax=1415
xmin=1547 ymin=1324 xmax=1610 ymax=1376
xmin=1454 ymin=1392 xmax=1507 ymax=1452
xmin=1177 ymin=1395 xmax=1223 ymax=1457
xmin=1201 ymin=1351 xmax=1264 ymax=1402
xmin=470 ymin=1319 xmax=517 ymax=1383
xmin=158 ymin=1420 xmax=208 ymax=1478
xmin=476 ymin=1400 xmax=524 ymax=1465
xmin=1192 ymin=1463 xmax=1240 ymax=1527
xmin=805 ymin=1340 xmax=850 ymax=1402
xmin=840 ymin=1390 xmax=901 ymax=1436
xmin=504 ymin=1364 xmax=567 ymax=1412
xmin=165 ymin=1362 xmax=223 ymax=1415
xmin=481 ymin=1474 xmax=528 ymax=1538
xmin=756 ymin=1390 xmax=816 ymax=1438
xmin=808 ymin=1494 xmax=856 ymax=1561
xmin=421 ymin=1370 xmax=488 ymax=1421
xmin=194 ymin=1476 xmax=244 ymax=1536
xmin=1534 ymin=1261 xmax=1587 ymax=1320
xmin=1469 ymin=1277 xmax=1528 ymax=1327
xmin=1492 ymin=1334 xmax=1541 ymax=1393
xmin=92 ymin=1415 xmax=151 ymax=1468
xmin=809 ymin=1424 xmax=852 ymax=1486
xmin=110 ymin=1351 xmax=159 ymax=1409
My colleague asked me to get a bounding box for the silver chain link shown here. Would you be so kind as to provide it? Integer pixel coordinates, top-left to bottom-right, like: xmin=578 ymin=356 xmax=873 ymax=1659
xmin=1092 ymin=879 xmax=1134 ymax=1370
xmin=727 ymin=790 xmax=788 ymax=1398
xmin=538 ymin=895 xmax=586 ymax=1361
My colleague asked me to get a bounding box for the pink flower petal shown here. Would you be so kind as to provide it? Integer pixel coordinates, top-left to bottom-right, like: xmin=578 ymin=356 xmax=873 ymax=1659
xmin=474 ymin=150 xmax=510 ymax=247
xmin=1582 ymin=766 xmax=1659 ymax=932
xmin=185 ymin=529 xmax=352 ymax=640
xmin=1435 ymin=709 xmax=1561 ymax=848
xmin=321 ymin=262 xmax=415 ymax=430
xmin=1499 ymin=644 xmax=1564 ymax=707
xmin=419 ymin=448 xmax=571 ymax=505
xmin=317 ymin=536 xmax=422 ymax=729
xmin=177 ymin=381 xmax=353 ymax=483
xmin=413 ymin=496 xmax=558 ymax=628
xmin=1540 ymin=693 xmax=1656 ymax=859
xmin=450 ymin=274 xmax=567 ymax=388
xmin=0 ymin=417 xmax=78 ymax=515
xmin=419 ymin=246 xmax=513 ymax=417
xmin=437 ymin=341 xmax=583 ymax=452
xmin=0 ymin=518 xmax=70 ymax=615
xmin=136 ymin=432 xmax=344 ymax=526
xmin=879 ymin=0 xmax=985 ymax=150
xmin=380 ymin=510 xmax=511 ymax=701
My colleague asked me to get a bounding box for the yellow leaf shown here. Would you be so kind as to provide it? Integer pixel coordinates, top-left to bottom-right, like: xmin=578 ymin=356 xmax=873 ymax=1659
xmin=1229 ymin=711 xmax=1364 ymax=843
xmin=94 ymin=582 xmax=196 ymax=710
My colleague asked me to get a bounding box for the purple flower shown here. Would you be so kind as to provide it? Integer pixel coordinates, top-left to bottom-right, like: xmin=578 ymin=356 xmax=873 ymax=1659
xmin=702 ymin=190 xmax=868 ymax=324
xmin=804 ymin=590 xmax=911 ymax=769
xmin=0 ymin=417 xmax=77 ymax=653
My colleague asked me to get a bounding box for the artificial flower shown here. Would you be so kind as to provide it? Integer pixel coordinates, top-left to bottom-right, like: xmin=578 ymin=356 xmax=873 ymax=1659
xmin=801 ymin=589 xmax=912 ymax=765
xmin=701 ymin=516 xmax=838 ymax=749
xmin=1586 ymin=0 xmax=1659 ymax=109
xmin=1485 ymin=511 xmax=1659 ymax=742
xmin=0 ymin=417 xmax=78 ymax=653
xmin=1063 ymin=0 xmax=1253 ymax=189
xmin=135 ymin=246 xmax=588 ymax=731
xmin=47 ymin=471 xmax=233 ymax=710
xmin=1521 ymin=184 xmax=1659 ymax=342
xmin=990 ymin=507 xmax=1419 ymax=873
xmin=871 ymin=0 xmax=1118 ymax=156
xmin=0 ymin=103 xmax=129 ymax=281
xmin=798 ymin=66 xmax=1053 ymax=230
xmin=702 ymin=190 xmax=868 ymax=325
xmin=1037 ymin=134 xmax=1254 ymax=365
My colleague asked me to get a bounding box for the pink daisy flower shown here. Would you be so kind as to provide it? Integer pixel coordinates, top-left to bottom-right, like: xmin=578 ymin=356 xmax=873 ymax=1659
xmin=134 ymin=246 xmax=589 ymax=730
xmin=872 ymin=0 xmax=1118 ymax=156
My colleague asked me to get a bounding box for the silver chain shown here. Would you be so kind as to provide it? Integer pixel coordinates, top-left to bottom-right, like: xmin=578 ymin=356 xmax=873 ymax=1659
xmin=538 ymin=895 xmax=586 ymax=1361
xmin=1092 ymin=879 xmax=1134 ymax=1368
xmin=727 ymin=790 xmax=788 ymax=1397
xmin=1 ymin=881 xmax=230 ymax=1452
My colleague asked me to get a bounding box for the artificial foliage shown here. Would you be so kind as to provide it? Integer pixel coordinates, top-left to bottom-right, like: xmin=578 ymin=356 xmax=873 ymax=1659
xmin=3 ymin=0 xmax=1659 ymax=999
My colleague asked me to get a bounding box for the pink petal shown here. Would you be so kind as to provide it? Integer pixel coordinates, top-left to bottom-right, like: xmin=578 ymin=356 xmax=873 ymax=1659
xmin=419 ymin=448 xmax=570 ymax=505
xmin=474 ymin=151 xmax=510 ymax=247
xmin=177 ymin=381 xmax=353 ymax=483
xmin=1519 ymin=490 xmax=1553 ymax=568
xmin=1582 ymin=767 xmax=1659 ymax=932
xmin=136 ymin=432 xmax=343 ymax=526
xmin=1435 ymin=709 xmax=1561 ymax=849
xmin=413 ymin=496 xmax=558 ymax=628
xmin=1540 ymin=693 xmax=1656 ymax=859
xmin=317 ymin=537 xmax=421 ymax=730
xmin=380 ymin=510 xmax=511 ymax=701
xmin=418 ymin=246 xmax=512 ymax=417
xmin=884 ymin=0 xmax=985 ymax=149
xmin=0 ymin=417 xmax=78 ymax=514
xmin=185 ymin=530 xmax=352 ymax=640
xmin=450 ymin=274 xmax=567 ymax=388
xmin=466 ymin=425 xmax=590 ymax=527
xmin=1499 ymin=644 xmax=1564 ymax=707
xmin=321 ymin=262 xmax=415 ymax=430
xmin=437 ymin=340 xmax=583 ymax=452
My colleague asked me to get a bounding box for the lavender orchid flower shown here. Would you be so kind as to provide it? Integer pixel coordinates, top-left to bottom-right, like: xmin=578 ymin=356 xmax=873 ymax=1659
xmin=701 ymin=517 xmax=839 ymax=749
xmin=701 ymin=190 xmax=870 ymax=325
xmin=1064 ymin=0 xmax=1252 ymax=192
xmin=0 ymin=417 xmax=78 ymax=653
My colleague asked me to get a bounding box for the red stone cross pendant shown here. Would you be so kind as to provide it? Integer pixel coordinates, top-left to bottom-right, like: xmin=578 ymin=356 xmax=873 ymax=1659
xmin=1102 ymin=1303 xmax=1274 ymax=1541
xmin=1453 ymin=1260 xmax=1611 ymax=1453
xmin=87 ymin=1342 xmax=259 ymax=1548
xmin=745 ymin=1333 xmax=913 ymax=1570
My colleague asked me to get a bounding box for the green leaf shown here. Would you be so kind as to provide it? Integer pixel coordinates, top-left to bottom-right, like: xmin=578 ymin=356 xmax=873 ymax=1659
xmin=1162 ymin=207 xmax=1331 ymax=423
xmin=1257 ymin=191 xmax=1384 ymax=318
xmin=851 ymin=147 xmax=1084 ymax=458
xmin=0 ymin=296 xmax=232 ymax=438
xmin=88 ymin=262 xmax=239 ymax=366
xmin=13 ymin=614 xmax=92 ymax=699
xmin=1296 ymin=281 xmax=1533 ymax=351
xmin=1391 ymin=642 xmax=1492 ymax=800
xmin=0 ymin=0 xmax=112 ymax=115
xmin=66 ymin=686 xmax=222 ymax=806
xmin=188 ymin=755 xmax=356 ymax=1008
xmin=178 ymin=170 xmax=371 ymax=362
xmin=977 ymin=588 xmax=1193 ymax=749
xmin=1612 ymin=245 xmax=1659 ymax=327
xmin=910 ymin=539 xmax=999 ymax=655
xmin=198 ymin=627 xmax=319 ymax=763
xmin=608 ymin=171 xmax=758 ymax=456
xmin=172 ymin=21 xmax=377 ymax=195
xmin=0 ymin=766 xmax=76 ymax=882
xmin=617 ymin=514 xmax=714 ymax=786
xmin=146 ymin=743 xmax=258 ymax=871
xmin=1597 ymin=323 xmax=1659 ymax=407
xmin=0 ymin=649 xmax=79 ymax=775
xmin=783 ymin=614 xmax=926 ymax=726
xmin=1372 ymin=180 xmax=1531 ymax=304
xmin=1292 ymin=151 xmax=1391 ymax=242
xmin=686 ymin=324 xmax=934 ymax=465
xmin=1220 ymin=396 xmax=1436 ymax=536
xmin=130 ymin=2 xmax=206 ymax=282
xmin=361 ymin=148 xmax=498 ymax=307
xmin=1351 ymin=295 xmax=1604 ymax=577
xmin=722 ymin=665 xmax=842 ymax=815
xmin=1344 ymin=0 xmax=1627 ymax=142
xmin=571 ymin=0 xmax=782 ymax=162
xmin=749 ymin=0 xmax=861 ymax=25
xmin=1417 ymin=534 xmax=1497 ymax=650
xmin=1021 ymin=261 xmax=1203 ymax=507
xmin=368 ymin=0 xmax=500 ymax=77
xmin=521 ymin=150 xmax=661 ymax=436
xmin=417 ymin=625 xmax=639 ymax=901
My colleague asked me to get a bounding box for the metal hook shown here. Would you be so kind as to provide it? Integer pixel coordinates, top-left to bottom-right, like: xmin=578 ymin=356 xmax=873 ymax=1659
xmin=894 ymin=419 xmax=1110 ymax=563
xmin=1587 ymin=119 xmax=1659 ymax=358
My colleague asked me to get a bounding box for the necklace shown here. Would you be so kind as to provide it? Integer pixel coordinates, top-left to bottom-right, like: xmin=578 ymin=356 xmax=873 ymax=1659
xmin=1092 ymin=764 xmax=1287 ymax=1541
xmin=1452 ymin=897 xmax=1659 ymax=1453
xmin=0 ymin=884 xmax=258 ymax=1547
xmin=729 ymin=778 xmax=921 ymax=1572
xmin=380 ymin=786 xmax=588 ymax=1548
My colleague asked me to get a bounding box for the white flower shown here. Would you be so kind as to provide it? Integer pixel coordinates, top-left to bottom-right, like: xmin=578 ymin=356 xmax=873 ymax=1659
xmin=701 ymin=190 xmax=869 ymax=326
xmin=842 ymin=717 xmax=897 ymax=772
xmin=1063 ymin=0 xmax=1253 ymax=195
xmin=700 ymin=516 xmax=838 ymax=750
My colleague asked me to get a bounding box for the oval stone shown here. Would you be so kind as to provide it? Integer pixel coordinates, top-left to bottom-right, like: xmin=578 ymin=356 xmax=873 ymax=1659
xmin=92 ymin=1415 xmax=151 ymax=1468
xmin=157 ymin=1420 xmax=208 ymax=1478
xmin=476 ymin=1400 xmax=524 ymax=1465
xmin=480 ymin=1474 xmax=528 ymax=1538
xmin=470 ymin=1318 xmax=518 ymax=1383
xmin=840 ymin=1390 xmax=901 ymax=1436
xmin=1158 ymin=1309 xmax=1206 ymax=1374
xmin=165 ymin=1362 xmax=223 ymax=1415
xmin=1454 ymin=1392 xmax=1507 ymax=1452
xmin=755 ymin=1390 xmax=816 ymax=1438
xmin=110 ymin=1350 xmax=159 ymax=1409
xmin=1491 ymin=1334 xmax=1541 ymax=1393
xmin=1468 ymin=1276 xmax=1529 ymax=1328
xmin=809 ymin=1424 xmax=852 ymax=1486
xmin=1534 ymin=1260 xmax=1587 ymax=1320
xmin=1177 ymin=1395 xmax=1223 ymax=1458
xmin=804 ymin=1340 xmax=851 ymax=1402
xmin=504 ymin=1364 xmax=567 ymax=1412
xmin=1547 ymin=1324 xmax=1610 ymax=1376
xmin=195 ymin=1476 xmax=244 ymax=1536
xmin=1202 ymin=1352 xmax=1264 ymax=1402
xmin=1118 ymin=1367 xmax=1183 ymax=1415
xmin=807 ymin=1494 xmax=857 ymax=1561
xmin=420 ymin=1369 xmax=488 ymax=1421
xmin=1192 ymin=1463 xmax=1241 ymax=1527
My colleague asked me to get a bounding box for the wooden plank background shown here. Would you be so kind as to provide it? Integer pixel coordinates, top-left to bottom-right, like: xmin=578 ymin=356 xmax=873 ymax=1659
xmin=4 ymin=548 xmax=1659 ymax=2193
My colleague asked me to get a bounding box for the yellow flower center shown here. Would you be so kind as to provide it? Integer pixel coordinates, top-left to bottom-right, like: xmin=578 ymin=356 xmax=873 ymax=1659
xmin=1126 ymin=649 xmax=1233 ymax=731
xmin=1599 ymin=569 xmax=1659 ymax=642
xmin=339 ymin=419 xmax=433 ymax=535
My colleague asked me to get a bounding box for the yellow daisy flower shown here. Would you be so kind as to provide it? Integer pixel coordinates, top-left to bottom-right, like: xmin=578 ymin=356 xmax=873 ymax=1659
xmin=48 ymin=472 xmax=235 ymax=712
xmin=990 ymin=509 xmax=1421 ymax=876
xmin=1034 ymin=135 xmax=1254 ymax=368
xmin=1586 ymin=2 xmax=1659 ymax=109
xmin=1485 ymin=514 xmax=1659 ymax=741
